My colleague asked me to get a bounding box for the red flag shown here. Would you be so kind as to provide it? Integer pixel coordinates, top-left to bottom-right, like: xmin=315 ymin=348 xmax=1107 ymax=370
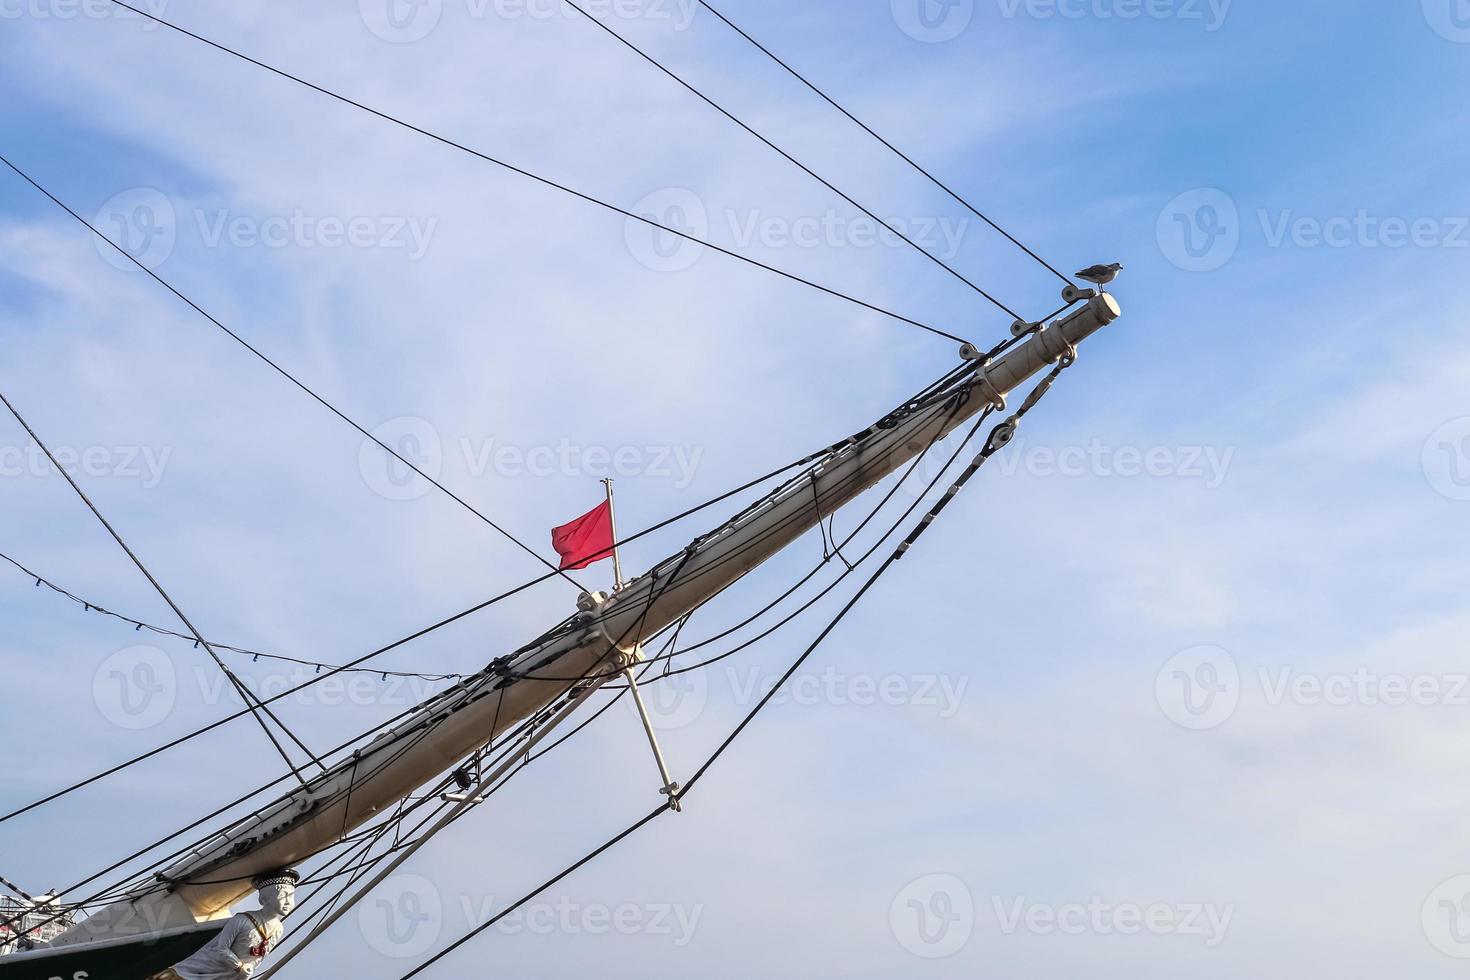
xmin=551 ymin=500 xmax=615 ymax=571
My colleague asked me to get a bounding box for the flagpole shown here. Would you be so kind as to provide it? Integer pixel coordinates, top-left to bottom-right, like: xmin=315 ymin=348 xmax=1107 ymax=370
xmin=602 ymin=478 xmax=624 ymax=590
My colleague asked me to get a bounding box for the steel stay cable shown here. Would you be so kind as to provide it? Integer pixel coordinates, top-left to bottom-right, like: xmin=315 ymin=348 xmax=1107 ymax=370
xmin=395 ymin=803 xmax=671 ymax=979
xmin=0 ymin=550 xmax=467 ymax=682
xmin=562 ymin=0 xmax=1025 ymax=321
xmin=0 ymin=388 xmax=323 ymax=789
xmin=694 ymin=0 xmax=1077 ymax=289
xmin=0 ymin=152 xmax=587 ymax=596
xmin=85 ymin=2 xmax=968 ymax=346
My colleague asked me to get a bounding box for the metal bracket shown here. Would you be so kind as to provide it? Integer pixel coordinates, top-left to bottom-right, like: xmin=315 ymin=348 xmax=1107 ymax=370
xmin=1061 ymin=284 xmax=1097 ymax=304
xmin=621 ymin=651 xmax=683 ymax=812
xmin=1035 ymin=322 xmax=1080 ymax=366
xmin=956 ymin=344 xmax=1006 ymax=411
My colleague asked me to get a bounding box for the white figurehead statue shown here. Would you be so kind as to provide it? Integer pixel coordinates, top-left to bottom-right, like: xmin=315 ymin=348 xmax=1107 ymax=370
xmin=151 ymin=869 xmax=298 ymax=980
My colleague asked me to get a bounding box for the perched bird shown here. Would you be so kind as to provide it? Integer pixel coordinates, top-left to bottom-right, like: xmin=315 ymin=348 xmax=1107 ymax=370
xmin=1075 ymin=262 xmax=1123 ymax=291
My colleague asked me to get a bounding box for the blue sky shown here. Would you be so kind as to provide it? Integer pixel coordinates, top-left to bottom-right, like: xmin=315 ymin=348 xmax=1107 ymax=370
xmin=2 ymin=0 xmax=1470 ymax=976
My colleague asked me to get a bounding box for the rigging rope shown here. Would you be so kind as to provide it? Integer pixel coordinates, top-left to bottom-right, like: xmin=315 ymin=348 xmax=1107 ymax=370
xmin=0 ymin=154 xmax=589 ymax=597
xmin=0 ymin=389 xmax=324 ymax=789
xmin=0 ymin=550 xmax=467 ymax=683
xmin=86 ymin=1 xmax=971 ymax=347
xmin=695 ymin=0 xmax=1078 ymax=289
xmin=562 ymin=0 xmax=1025 ymax=321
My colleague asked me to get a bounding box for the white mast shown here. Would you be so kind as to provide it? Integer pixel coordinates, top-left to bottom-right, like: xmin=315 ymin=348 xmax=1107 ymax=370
xmin=50 ymin=295 xmax=1119 ymax=949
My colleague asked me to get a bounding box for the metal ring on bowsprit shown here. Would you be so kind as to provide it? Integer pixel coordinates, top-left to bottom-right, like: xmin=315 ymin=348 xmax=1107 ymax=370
xmin=1044 ymin=332 xmax=1078 ymax=367
xmin=976 ymin=361 xmax=1006 ymax=411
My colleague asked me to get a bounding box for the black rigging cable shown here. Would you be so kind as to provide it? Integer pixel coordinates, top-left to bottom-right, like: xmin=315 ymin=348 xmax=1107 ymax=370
xmin=87 ymin=1 xmax=970 ymax=347
xmin=562 ymin=0 xmax=1025 ymax=321
xmin=695 ymin=0 xmax=1078 ymax=289
xmin=0 ymin=550 xmax=467 ymax=682
xmin=0 ymin=154 xmax=589 ymax=597
xmin=0 ymin=389 xmax=323 ymax=788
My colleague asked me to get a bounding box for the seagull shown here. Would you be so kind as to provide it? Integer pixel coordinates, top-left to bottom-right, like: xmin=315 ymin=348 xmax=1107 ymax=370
xmin=1075 ymin=262 xmax=1123 ymax=291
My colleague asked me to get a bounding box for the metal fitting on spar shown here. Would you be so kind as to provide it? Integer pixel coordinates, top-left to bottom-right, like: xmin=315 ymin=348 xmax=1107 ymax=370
xmin=574 ymin=590 xmax=643 ymax=672
xmin=959 ymin=293 xmax=1121 ymax=394
xmin=1038 ymin=294 xmax=1119 ymax=364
